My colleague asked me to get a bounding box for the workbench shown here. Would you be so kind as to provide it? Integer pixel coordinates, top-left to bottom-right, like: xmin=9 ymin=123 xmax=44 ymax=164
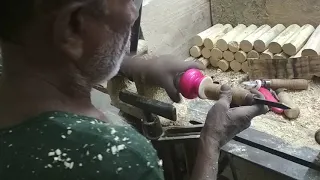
xmin=155 ymin=97 xmax=320 ymax=180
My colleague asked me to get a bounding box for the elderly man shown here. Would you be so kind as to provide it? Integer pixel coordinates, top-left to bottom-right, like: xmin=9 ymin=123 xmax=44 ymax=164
xmin=0 ymin=0 xmax=267 ymax=179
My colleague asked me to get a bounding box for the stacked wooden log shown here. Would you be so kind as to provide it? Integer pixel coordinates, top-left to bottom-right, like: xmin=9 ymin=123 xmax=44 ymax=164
xmin=190 ymin=24 xmax=318 ymax=76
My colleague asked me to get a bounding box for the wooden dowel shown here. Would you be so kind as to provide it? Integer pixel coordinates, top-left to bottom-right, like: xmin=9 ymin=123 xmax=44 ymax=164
xmin=315 ymin=129 xmax=320 ymax=145
xmin=189 ymin=46 xmax=203 ymax=58
xmin=260 ymin=49 xmax=273 ymax=60
xmin=209 ymin=56 xmax=220 ymax=67
xmin=216 ymin=24 xmax=247 ymax=51
xmin=254 ymin=24 xmax=285 ymax=52
xmin=204 ymin=24 xmax=233 ymax=49
xmin=228 ymin=25 xmax=258 ymax=52
xmin=269 ymin=24 xmax=301 ymax=54
xmin=217 ymin=59 xmax=230 ymax=71
xmin=247 ymin=50 xmax=260 ymax=59
xmin=282 ymin=24 xmax=315 ymax=56
xmin=200 ymin=82 xmax=253 ymax=106
xmin=302 ymin=25 xmax=320 ymax=56
xmin=240 ymin=25 xmax=271 ymax=52
xmin=269 ymin=79 xmax=309 ymax=91
xmin=193 ymin=24 xmax=224 ymax=46
xmin=241 ymin=61 xmax=249 ymax=73
xmin=201 ymin=47 xmax=211 ymax=58
xmin=198 ymin=57 xmax=210 ymax=67
xmin=234 ymin=51 xmax=247 ymax=63
xmin=211 ymin=48 xmax=223 ymax=60
xmin=275 ymin=89 xmax=300 ymax=120
xmin=230 ymin=60 xmax=242 ymax=72
xmin=223 ymin=51 xmax=235 ymax=62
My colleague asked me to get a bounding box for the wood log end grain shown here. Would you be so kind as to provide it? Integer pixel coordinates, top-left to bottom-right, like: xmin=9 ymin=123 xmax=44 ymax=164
xmin=190 ymin=46 xmax=202 ymax=58
xmin=193 ymin=35 xmax=204 ymax=46
xmin=235 ymin=51 xmax=247 ymax=63
xmin=216 ymin=39 xmax=228 ymax=51
xmin=269 ymin=42 xmax=282 ymax=54
xmin=223 ymin=51 xmax=235 ymax=62
xmin=211 ymin=48 xmax=223 ymax=59
xmin=254 ymin=40 xmax=267 ymax=53
xmin=201 ymin=47 xmax=212 ymax=58
xmin=203 ymin=38 xmax=215 ymax=49
xmin=240 ymin=40 xmax=253 ymax=52
xmin=282 ymin=43 xmax=297 ymax=56
xmin=230 ymin=60 xmax=242 ymax=72
xmin=228 ymin=41 xmax=239 ymax=52
xmin=218 ymin=59 xmax=230 ymax=71
xmin=247 ymin=50 xmax=260 ymax=59
xmin=302 ymin=49 xmax=318 ymax=57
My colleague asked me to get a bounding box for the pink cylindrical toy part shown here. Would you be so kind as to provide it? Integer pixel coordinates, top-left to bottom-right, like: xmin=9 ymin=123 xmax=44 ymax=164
xmin=258 ymin=87 xmax=283 ymax=114
xmin=179 ymin=69 xmax=205 ymax=99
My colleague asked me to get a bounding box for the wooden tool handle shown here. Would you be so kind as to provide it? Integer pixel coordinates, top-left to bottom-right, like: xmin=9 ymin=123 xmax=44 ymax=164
xmin=270 ymin=79 xmax=309 ymax=90
xmin=315 ymin=129 xmax=320 ymax=145
xmin=203 ymin=83 xmax=253 ymax=105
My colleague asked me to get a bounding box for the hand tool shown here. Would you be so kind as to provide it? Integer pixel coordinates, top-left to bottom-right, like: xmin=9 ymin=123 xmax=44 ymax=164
xmin=242 ymin=79 xmax=309 ymax=90
xmin=258 ymin=87 xmax=284 ymax=114
xmin=119 ymin=90 xmax=177 ymax=140
xmin=177 ymin=69 xmax=290 ymax=109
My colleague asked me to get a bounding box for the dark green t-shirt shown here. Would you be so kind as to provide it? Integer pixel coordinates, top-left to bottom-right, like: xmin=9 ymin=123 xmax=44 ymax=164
xmin=0 ymin=111 xmax=164 ymax=180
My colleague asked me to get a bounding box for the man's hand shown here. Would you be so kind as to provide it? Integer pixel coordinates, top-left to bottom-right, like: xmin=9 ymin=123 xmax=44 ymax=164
xmin=120 ymin=54 xmax=205 ymax=102
xmin=190 ymin=84 xmax=268 ymax=180
xmin=202 ymin=84 xmax=268 ymax=146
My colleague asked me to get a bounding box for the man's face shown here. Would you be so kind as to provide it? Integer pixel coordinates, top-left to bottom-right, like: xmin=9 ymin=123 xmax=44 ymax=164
xmin=76 ymin=0 xmax=138 ymax=84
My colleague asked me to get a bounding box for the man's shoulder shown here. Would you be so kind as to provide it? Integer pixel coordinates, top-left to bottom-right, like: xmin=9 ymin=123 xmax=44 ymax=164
xmin=0 ymin=111 xmax=164 ymax=179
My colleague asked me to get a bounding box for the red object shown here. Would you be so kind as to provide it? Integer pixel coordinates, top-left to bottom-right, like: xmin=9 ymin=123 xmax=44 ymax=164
xmin=258 ymin=87 xmax=283 ymax=114
xmin=179 ymin=69 xmax=205 ymax=99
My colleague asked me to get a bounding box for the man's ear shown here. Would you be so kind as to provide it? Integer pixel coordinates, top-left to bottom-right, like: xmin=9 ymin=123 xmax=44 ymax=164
xmin=53 ymin=3 xmax=85 ymax=60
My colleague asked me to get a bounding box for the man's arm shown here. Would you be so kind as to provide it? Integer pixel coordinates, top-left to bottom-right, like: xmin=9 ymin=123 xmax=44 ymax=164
xmin=189 ymin=85 xmax=268 ymax=180
xmin=190 ymin=136 xmax=220 ymax=180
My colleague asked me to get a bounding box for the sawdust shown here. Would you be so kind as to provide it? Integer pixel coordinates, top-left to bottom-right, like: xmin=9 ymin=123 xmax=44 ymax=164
xmin=167 ymin=68 xmax=320 ymax=150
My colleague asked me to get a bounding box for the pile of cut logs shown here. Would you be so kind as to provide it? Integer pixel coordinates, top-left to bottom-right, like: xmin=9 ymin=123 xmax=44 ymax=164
xmin=190 ymin=23 xmax=320 ymax=73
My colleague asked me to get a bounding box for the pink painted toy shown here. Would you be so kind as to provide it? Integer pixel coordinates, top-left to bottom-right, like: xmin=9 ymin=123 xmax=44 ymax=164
xmin=177 ymin=69 xmax=290 ymax=110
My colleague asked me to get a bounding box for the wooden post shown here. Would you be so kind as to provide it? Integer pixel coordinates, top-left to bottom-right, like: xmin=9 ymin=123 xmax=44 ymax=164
xmin=269 ymin=24 xmax=301 ymax=54
xmin=228 ymin=25 xmax=258 ymax=52
xmin=203 ymin=24 xmax=233 ymax=49
xmin=193 ymin=24 xmax=224 ymax=46
xmin=254 ymin=24 xmax=285 ymax=52
xmin=216 ymin=24 xmax=247 ymax=51
xmin=282 ymin=24 xmax=315 ymax=56
xmin=240 ymin=25 xmax=271 ymax=52
xmin=302 ymin=25 xmax=320 ymax=56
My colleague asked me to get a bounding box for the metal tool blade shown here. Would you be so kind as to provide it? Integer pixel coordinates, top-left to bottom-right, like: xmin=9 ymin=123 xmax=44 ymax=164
xmin=253 ymin=97 xmax=291 ymax=110
xmin=242 ymin=81 xmax=258 ymax=89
